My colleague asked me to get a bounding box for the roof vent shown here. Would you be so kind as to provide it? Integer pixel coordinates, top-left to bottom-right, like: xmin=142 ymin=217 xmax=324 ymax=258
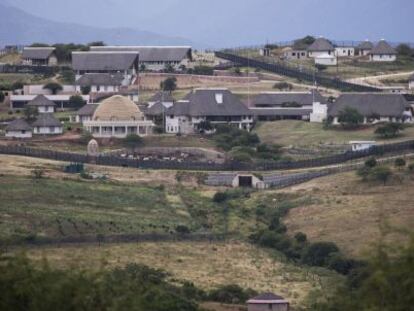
xmin=215 ymin=93 xmax=223 ymax=104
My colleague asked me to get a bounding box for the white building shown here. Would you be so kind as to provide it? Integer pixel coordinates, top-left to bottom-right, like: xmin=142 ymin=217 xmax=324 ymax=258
xmin=315 ymin=54 xmax=337 ymax=66
xmin=165 ymin=89 xmax=254 ymax=134
xmin=10 ymin=94 xmax=90 ymax=111
xmin=21 ymin=47 xmax=58 ymax=66
xmin=310 ymin=101 xmax=328 ymax=123
xmin=335 ymin=46 xmax=355 ymax=57
xmin=83 ymin=95 xmax=154 ymax=138
xmin=247 ymin=293 xmax=289 ymax=311
xmin=5 ymin=118 xmax=32 ymax=138
xmin=283 ymin=47 xmax=307 ymax=60
xmin=71 ymin=104 xmax=99 ymax=124
xmin=26 ymin=95 xmax=56 ymax=113
xmin=369 ymin=40 xmax=397 ymax=62
xmin=349 ymin=141 xmax=377 ymax=152
xmin=23 ymin=84 xmax=76 ymax=95
xmin=307 ymin=37 xmax=335 ymax=58
xmin=32 ymin=114 xmax=63 ymax=135
xmin=409 ymin=74 xmax=414 ymax=90
xmin=357 ymin=40 xmax=374 ymax=56
xmin=75 ymin=73 xmax=123 ymax=94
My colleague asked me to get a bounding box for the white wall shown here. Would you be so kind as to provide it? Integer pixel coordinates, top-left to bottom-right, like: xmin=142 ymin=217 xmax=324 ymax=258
xmin=308 ymin=51 xmax=333 ymax=58
xmin=409 ymin=81 xmax=414 ymax=90
xmin=165 ymin=115 xmax=193 ymax=134
xmin=310 ymin=102 xmax=327 ymax=123
xmin=284 ymin=50 xmax=307 ymax=60
xmin=24 ymin=85 xmax=76 ymax=95
xmin=370 ymin=54 xmax=397 ymax=62
xmin=6 ymin=130 xmax=32 ymax=138
xmin=335 ymin=47 xmax=355 ymax=57
xmin=33 ymin=126 xmax=63 ymax=135
xmin=38 ymin=106 xmax=55 ymax=113
xmin=315 ymin=56 xmax=337 ymax=66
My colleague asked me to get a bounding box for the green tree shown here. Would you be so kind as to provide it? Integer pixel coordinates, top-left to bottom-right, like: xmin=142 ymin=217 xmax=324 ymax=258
xmin=11 ymin=81 xmax=24 ymax=90
xmin=302 ymin=242 xmax=340 ymax=267
xmin=396 ymin=43 xmax=412 ymax=56
xmin=395 ymin=158 xmax=406 ymax=169
xmin=375 ymin=123 xmax=405 ymax=138
xmin=43 ymin=82 xmax=63 ymax=95
xmin=68 ymin=95 xmax=86 ymax=109
xmin=160 ymin=77 xmax=177 ymax=92
xmin=61 ymin=69 xmax=75 ymax=83
xmin=0 ymin=91 xmax=5 ymax=103
xmin=338 ymin=107 xmax=364 ymax=128
xmin=23 ymin=106 xmax=39 ymax=122
xmin=371 ymin=166 xmax=392 ymax=185
xmin=80 ymin=86 xmax=91 ymax=95
xmin=365 ymin=157 xmax=377 ymax=168
xmin=124 ymin=134 xmax=143 ymax=150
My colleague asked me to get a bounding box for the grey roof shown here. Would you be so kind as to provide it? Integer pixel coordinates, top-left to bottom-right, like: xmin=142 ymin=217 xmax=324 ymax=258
xmin=250 ymin=108 xmax=312 ymax=117
xmin=145 ymin=102 xmax=168 ymax=116
xmin=90 ymin=46 xmax=191 ymax=62
xmin=6 ymin=118 xmax=32 ymax=131
xmin=32 ymin=113 xmax=62 ymax=127
xmin=307 ymin=38 xmax=334 ymax=52
xmin=328 ymin=93 xmax=410 ymax=117
xmin=167 ymin=89 xmax=252 ymax=117
xmin=22 ymin=47 xmax=55 ymax=60
xmin=250 ymin=92 xmax=327 ymax=107
xmin=358 ymin=41 xmax=374 ymax=50
xmin=75 ymin=73 xmax=123 ymax=86
xmin=149 ymin=91 xmax=175 ymax=103
xmin=27 ymin=95 xmax=56 ymax=107
xmin=370 ymin=40 xmax=397 ymax=55
xmin=249 ymin=293 xmax=285 ymax=301
xmin=72 ymin=52 xmax=139 ymax=71
xmin=409 ymin=74 xmax=414 ymax=82
xmin=75 ymin=104 xmax=99 ymax=116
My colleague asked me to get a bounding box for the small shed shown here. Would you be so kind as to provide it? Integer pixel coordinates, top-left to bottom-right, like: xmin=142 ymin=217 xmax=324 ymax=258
xmin=247 ymin=293 xmax=289 ymax=311
xmin=5 ymin=118 xmax=32 ymax=138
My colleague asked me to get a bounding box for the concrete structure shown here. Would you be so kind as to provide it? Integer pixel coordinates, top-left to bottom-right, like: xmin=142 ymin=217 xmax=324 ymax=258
xmin=315 ymin=54 xmax=337 ymax=66
xmin=249 ymin=91 xmax=327 ymax=121
xmin=83 ymin=95 xmax=154 ymax=138
xmin=5 ymin=119 xmax=32 ymax=138
xmin=369 ymin=40 xmax=397 ymax=62
xmin=349 ymin=141 xmax=377 ymax=152
xmin=335 ymin=46 xmax=355 ymax=57
xmin=247 ymin=293 xmax=289 ymax=311
xmin=75 ymin=73 xmax=123 ymax=93
xmin=21 ymin=47 xmax=57 ymax=66
xmin=10 ymin=95 xmax=90 ymax=110
xmin=283 ymin=47 xmax=307 ymax=60
xmin=27 ymin=95 xmax=56 ymax=113
xmin=87 ymin=139 xmax=100 ymax=156
xmin=357 ymin=40 xmax=374 ymax=56
xmin=310 ymin=100 xmax=328 ymax=123
xmin=205 ymin=173 xmax=265 ymax=189
xmin=32 ymin=114 xmax=63 ymax=135
xmin=165 ymin=89 xmax=253 ymax=134
xmin=328 ymin=93 xmax=413 ymax=124
xmin=90 ymin=46 xmax=192 ymax=71
xmin=307 ymin=37 xmax=335 ymax=58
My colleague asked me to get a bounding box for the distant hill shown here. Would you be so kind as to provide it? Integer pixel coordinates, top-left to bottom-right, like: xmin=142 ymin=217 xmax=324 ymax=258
xmin=0 ymin=3 xmax=192 ymax=46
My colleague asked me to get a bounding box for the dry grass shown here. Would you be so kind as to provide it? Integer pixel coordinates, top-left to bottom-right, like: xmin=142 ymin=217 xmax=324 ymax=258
xmin=24 ymin=241 xmax=339 ymax=307
xmin=283 ymin=170 xmax=414 ymax=258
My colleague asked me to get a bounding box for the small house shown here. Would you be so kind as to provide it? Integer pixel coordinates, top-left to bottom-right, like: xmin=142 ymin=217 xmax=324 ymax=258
xmin=32 ymin=114 xmax=63 ymax=135
xmin=369 ymin=40 xmax=397 ymax=62
xmin=27 ymin=95 xmax=56 ymax=113
xmin=22 ymin=47 xmax=58 ymax=66
xmin=357 ymin=40 xmax=374 ymax=56
xmin=307 ymin=37 xmax=335 ymax=58
xmin=335 ymin=46 xmax=355 ymax=57
xmin=247 ymin=293 xmax=289 ymax=311
xmin=283 ymin=47 xmax=307 ymax=60
xmin=315 ymin=54 xmax=337 ymax=66
xmin=75 ymin=73 xmax=123 ymax=94
xmin=72 ymin=104 xmax=99 ymax=124
xmin=5 ymin=118 xmax=32 ymax=138
xmin=148 ymin=91 xmax=175 ymax=108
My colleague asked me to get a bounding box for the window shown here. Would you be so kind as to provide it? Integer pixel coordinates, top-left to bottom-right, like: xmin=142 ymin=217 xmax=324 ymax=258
xmin=49 ymin=127 xmax=55 ymax=133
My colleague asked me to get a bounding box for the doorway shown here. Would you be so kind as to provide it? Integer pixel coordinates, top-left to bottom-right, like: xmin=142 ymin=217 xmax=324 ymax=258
xmin=239 ymin=176 xmax=253 ymax=188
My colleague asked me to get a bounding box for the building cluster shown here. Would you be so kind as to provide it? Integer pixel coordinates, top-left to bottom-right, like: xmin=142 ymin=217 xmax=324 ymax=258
xmin=282 ymin=38 xmax=398 ymax=66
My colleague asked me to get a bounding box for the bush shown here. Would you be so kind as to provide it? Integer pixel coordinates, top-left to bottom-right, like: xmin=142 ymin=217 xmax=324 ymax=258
xmin=0 ymin=91 xmax=5 ymax=103
xmin=160 ymin=77 xmax=177 ymax=92
xmin=375 ymin=123 xmax=405 ymax=138
xmin=68 ymin=95 xmax=86 ymax=109
xmin=175 ymin=225 xmax=191 ymax=234
xmin=295 ymin=232 xmax=308 ymax=243
xmin=395 ymin=158 xmax=406 ymax=169
xmin=370 ymin=166 xmax=392 ymax=185
xmin=79 ymin=132 xmax=93 ymax=144
xmin=365 ymin=157 xmax=377 ymax=168
xmin=43 ymin=82 xmax=63 ymax=95
xmin=338 ymin=107 xmax=364 ymax=128
xmin=81 ymin=86 xmax=91 ymax=95
xmin=208 ymin=284 xmax=257 ymax=304
xmin=273 ymin=82 xmax=293 ymax=91
xmin=31 ymin=168 xmax=45 ymax=179
xmin=123 ymin=134 xmax=143 ymax=149
xmin=302 ymin=242 xmax=340 ymax=267
xmin=213 ymin=192 xmax=228 ymax=203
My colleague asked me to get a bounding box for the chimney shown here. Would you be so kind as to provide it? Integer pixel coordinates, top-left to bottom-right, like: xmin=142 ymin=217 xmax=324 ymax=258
xmin=215 ymin=93 xmax=223 ymax=104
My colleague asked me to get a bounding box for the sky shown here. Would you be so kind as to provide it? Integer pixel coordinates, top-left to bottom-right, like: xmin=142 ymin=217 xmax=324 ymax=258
xmin=4 ymin=0 xmax=414 ymax=47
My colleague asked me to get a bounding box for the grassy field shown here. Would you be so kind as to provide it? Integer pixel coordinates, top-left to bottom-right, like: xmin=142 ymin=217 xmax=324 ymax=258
xmin=255 ymin=121 xmax=414 ymax=148
xmin=283 ymin=168 xmax=414 ymax=258
xmin=23 ymin=241 xmax=340 ymax=307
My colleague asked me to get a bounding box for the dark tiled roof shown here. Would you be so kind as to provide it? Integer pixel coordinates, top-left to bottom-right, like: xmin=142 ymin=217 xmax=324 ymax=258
xmin=90 ymin=46 xmax=191 ymax=62
xmin=250 ymin=108 xmax=312 ymax=116
xmin=27 ymin=95 xmax=56 ymax=107
xmin=328 ymin=93 xmax=409 ymax=117
xmin=6 ymin=118 xmax=32 ymax=131
xmin=167 ymin=89 xmax=252 ymax=117
xmin=145 ymin=102 xmax=168 ymax=116
xmin=358 ymin=41 xmax=374 ymax=50
xmin=22 ymin=47 xmax=55 ymax=60
xmin=75 ymin=104 xmax=99 ymax=116
xmin=370 ymin=40 xmax=397 ymax=55
xmin=307 ymin=38 xmax=334 ymax=52
xmin=32 ymin=114 xmax=62 ymax=127
xmin=250 ymin=293 xmax=285 ymax=301
xmin=75 ymin=73 xmax=123 ymax=86
xmin=149 ymin=91 xmax=175 ymax=103
xmin=250 ymin=92 xmax=327 ymax=107
xmin=72 ymin=52 xmax=139 ymax=71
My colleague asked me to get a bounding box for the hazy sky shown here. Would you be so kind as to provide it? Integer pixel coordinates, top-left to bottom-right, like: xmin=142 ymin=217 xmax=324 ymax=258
xmin=4 ymin=0 xmax=414 ymax=47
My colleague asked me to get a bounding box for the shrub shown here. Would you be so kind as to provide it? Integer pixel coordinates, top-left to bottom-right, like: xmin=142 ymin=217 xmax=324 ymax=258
xmin=123 ymin=134 xmax=143 ymax=149
xmin=338 ymin=107 xmax=364 ymax=128
xmin=68 ymin=95 xmax=86 ymax=109
xmin=0 ymin=91 xmax=5 ymax=103
xmin=370 ymin=166 xmax=392 ymax=185
xmin=357 ymin=166 xmax=371 ymax=181
xmin=365 ymin=157 xmax=377 ymax=168
xmin=80 ymin=86 xmax=91 ymax=95
xmin=295 ymin=232 xmax=308 ymax=243
xmin=408 ymin=164 xmax=414 ymax=172
xmin=302 ymin=242 xmax=340 ymax=267
xmin=208 ymin=284 xmax=257 ymax=304
xmin=375 ymin=123 xmax=405 ymax=138
xmin=43 ymin=82 xmax=63 ymax=95
xmin=395 ymin=158 xmax=406 ymax=169
xmin=160 ymin=77 xmax=177 ymax=92
xmin=175 ymin=225 xmax=191 ymax=234
xmin=213 ymin=192 xmax=228 ymax=203
xmin=79 ymin=132 xmax=93 ymax=144
xmin=273 ymin=82 xmax=293 ymax=91
xmin=31 ymin=168 xmax=45 ymax=179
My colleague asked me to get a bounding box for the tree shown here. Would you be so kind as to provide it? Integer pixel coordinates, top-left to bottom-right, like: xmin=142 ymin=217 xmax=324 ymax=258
xmin=88 ymin=41 xmax=105 ymax=47
xmin=61 ymin=69 xmax=75 ymax=84
xmin=371 ymin=166 xmax=392 ymax=185
xmin=160 ymin=77 xmax=177 ymax=92
xmin=23 ymin=106 xmax=39 ymax=122
xmin=365 ymin=157 xmax=377 ymax=168
xmin=213 ymin=192 xmax=228 ymax=203
xmin=68 ymin=95 xmax=86 ymax=109
xmin=302 ymin=242 xmax=340 ymax=267
xmin=0 ymin=91 xmax=5 ymax=103
xmin=273 ymin=82 xmax=293 ymax=91
xmin=123 ymin=134 xmax=143 ymax=150
xmin=43 ymin=82 xmax=63 ymax=95
xmin=11 ymin=81 xmax=24 ymax=91
xmin=140 ymin=63 xmax=147 ymax=72
xmin=295 ymin=232 xmax=308 ymax=243
xmin=338 ymin=107 xmax=364 ymax=128
xmin=395 ymin=158 xmax=406 ymax=169
xmin=396 ymin=43 xmax=412 ymax=56
xmin=80 ymin=86 xmax=91 ymax=95
xmin=375 ymin=123 xmax=405 ymax=138
xmin=197 ymin=120 xmax=213 ymax=132
xmin=163 ymin=63 xmax=175 ymax=73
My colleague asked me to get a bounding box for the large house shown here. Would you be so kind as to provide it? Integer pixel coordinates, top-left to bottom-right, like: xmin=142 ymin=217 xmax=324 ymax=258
xmin=89 ymin=46 xmax=192 ymax=71
xmin=247 ymin=293 xmax=289 ymax=311
xmin=31 ymin=113 xmax=63 ymax=135
xmin=75 ymin=73 xmax=123 ymax=94
xmin=328 ymin=93 xmax=413 ymax=124
xmin=165 ymin=89 xmax=254 ymax=134
xmin=21 ymin=47 xmax=58 ymax=66
xmin=83 ymin=95 xmax=154 ymax=138
xmin=72 ymin=52 xmax=139 ymax=85
xmin=307 ymin=37 xmax=335 ymax=58
xmin=369 ymin=40 xmax=397 ymax=62
xmin=357 ymin=40 xmax=374 ymax=56
xmin=5 ymin=119 xmax=32 ymax=138
xmin=10 ymin=95 xmax=89 ymax=110
xmin=248 ymin=91 xmax=327 ymax=122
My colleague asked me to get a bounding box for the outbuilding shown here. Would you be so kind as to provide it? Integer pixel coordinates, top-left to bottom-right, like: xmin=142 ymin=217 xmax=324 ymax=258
xmin=75 ymin=73 xmax=123 ymax=94
xmin=5 ymin=118 xmax=32 ymax=138
xmin=369 ymin=40 xmax=397 ymax=62
xmin=307 ymin=37 xmax=335 ymax=58
xmin=27 ymin=95 xmax=56 ymax=113
xmin=21 ymin=47 xmax=58 ymax=66
xmin=32 ymin=113 xmax=63 ymax=135
xmin=247 ymin=293 xmax=289 ymax=311
xmin=357 ymin=40 xmax=374 ymax=56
